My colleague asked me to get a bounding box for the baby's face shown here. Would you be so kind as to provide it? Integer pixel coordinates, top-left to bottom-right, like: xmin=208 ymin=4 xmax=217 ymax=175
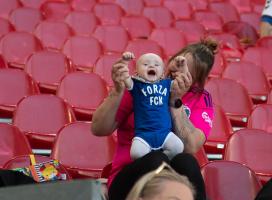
xmin=136 ymin=53 xmax=164 ymax=82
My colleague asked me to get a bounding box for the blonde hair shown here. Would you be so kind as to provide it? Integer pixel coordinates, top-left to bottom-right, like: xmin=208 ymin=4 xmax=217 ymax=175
xmin=125 ymin=163 xmax=195 ymax=200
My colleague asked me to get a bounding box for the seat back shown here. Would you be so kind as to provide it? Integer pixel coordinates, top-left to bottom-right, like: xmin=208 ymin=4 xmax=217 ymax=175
xmin=201 ymin=160 xmax=262 ymax=200
xmin=41 ymin=1 xmax=71 ymax=21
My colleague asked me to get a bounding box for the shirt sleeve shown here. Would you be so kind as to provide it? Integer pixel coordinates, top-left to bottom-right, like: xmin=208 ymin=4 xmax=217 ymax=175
xmin=116 ymin=90 xmax=133 ymax=125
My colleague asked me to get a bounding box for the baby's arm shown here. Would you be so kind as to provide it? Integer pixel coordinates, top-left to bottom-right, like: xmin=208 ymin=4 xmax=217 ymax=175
xmin=122 ymin=52 xmax=135 ymax=90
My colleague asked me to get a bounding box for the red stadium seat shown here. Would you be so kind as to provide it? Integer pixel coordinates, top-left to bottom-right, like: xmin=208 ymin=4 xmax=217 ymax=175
xmin=121 ymin=16 xmax=153 ymax=39
xmin=3 ymin=155 xmax=72 ymax=180
xmin=0 ymin=18 xmax=14 ymax=39
xmin=51 ymin=122 xmax=116 ymax=179
xmin=13 ymin=94 xmax=76 ymax=149
xmin=209 ymin=2 xmax=240 ymax=24
xmin=94 ymin=25 xmax=129 ymax=53
xmin=57 ymin=72 xmax=108 ymax=120
xmin=19 ymin=0 xmax=46 ymax=9
xmin=204 ymin=105 xmax=233 ymax=155
xmin=163 ymin=0 xmax=193 ymax=20
xmin=222 ymin=61 xmax=270 ymax=103
xmin=65 ymin=11 xmax=98 ymax=37
xmin=187 ymin=0 xmax=208 ymax=11
xmin=115 ymin=0 xmax=144 ymax=16
xmin=194 ymin=147 xmax=209 ymax=167
xmin=224 ymin=129 xmax=272 ymax=184
xmin=34 ymin=21 xmax=73 ymax=51
xmin=0 ymin=0 xmax=20 ymax=19
xmin=143 ymin=6 xmax=174 ymax=28
xmin=247 ymin=104 xmax=272 ymax=133
xmin=174 ymin=20 xmax=206 ymax=43
xmin=201 ymin=160 xmax=262 ymax=200
xmin=70 ymin=0 xmax=95 ymax=11
xmin=126 ymin=39 xmax=164 ymax=60
xmin=242 ymin=47 xmax=272 ymax=83
xmin=150 ymin=28 xmax=187 ymax=58
xmin=0 ymin=123 xmax=32 ymax=168
xmin=62 ymin=36 xmax=103 ymax=71
xmin=0 ymin=69 xmax=39 ymax=117
xmin=229 ymin=0 xmax=252 ymax=13
xmin=25 ymin=50 xmax=74 ymax=93
xmin=9 ymin=7 xmax=43 ymax=33
xmin=41 ymin=1 xmax=71 ymax=21
xmin=144 ymin=0 xmax=162 ymax=6
xmin=193 ymin=11 xmax=223 ymax=33
xmin=93 ymin=3 xmax=124 ymax=25
xmin=256 ymin=36 xmax=272 ymax=48
xmin=0 ymin=54 xmax=7 ymax=68
xmin=268 ymin=90 xmax=272 ymax=104
xmin=205 ymin=78 xmax=254 ymax=127
xmin=0 ymin=32 xmax=42 ymax=69
xmin=240 ymin=12 xmax=261 ymax=33
xmin=208 ymin=51 xmax=226 ymax=78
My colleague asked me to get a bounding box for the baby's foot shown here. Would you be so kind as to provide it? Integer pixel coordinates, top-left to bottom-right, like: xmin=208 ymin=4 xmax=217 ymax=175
xmin=174 ymin=56 xmax=188 ymax=73
xmin=122 ymin=52 xmax=135 ymax=61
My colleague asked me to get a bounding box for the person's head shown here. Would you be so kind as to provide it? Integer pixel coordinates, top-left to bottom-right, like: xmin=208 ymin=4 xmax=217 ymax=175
xmin=167 ymin=39 xmax=218 ymax=89
xmin=136 ymin=53 xmax=165 ymax=83
xmin=126 ymin=162 xmax=195 ymax=200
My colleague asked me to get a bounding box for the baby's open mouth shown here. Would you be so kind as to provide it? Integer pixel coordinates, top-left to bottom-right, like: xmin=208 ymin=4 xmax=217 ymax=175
xmin=148 ymin=69 xmax=156 ymax=76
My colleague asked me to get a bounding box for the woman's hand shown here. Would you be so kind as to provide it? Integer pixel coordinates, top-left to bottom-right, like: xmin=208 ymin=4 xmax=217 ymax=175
xmin=170 ymin=56 xmax=193 ymax=98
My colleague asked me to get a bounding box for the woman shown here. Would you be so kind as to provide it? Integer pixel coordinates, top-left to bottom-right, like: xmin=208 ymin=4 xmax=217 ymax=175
xmin=92 ymin=39 xmax=217 ymax=200
xmin=126 ymin=162 xmax=195 ymax=200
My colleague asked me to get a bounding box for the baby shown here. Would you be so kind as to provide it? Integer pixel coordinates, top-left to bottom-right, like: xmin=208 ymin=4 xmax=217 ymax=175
xmin=121 ymin=52 xmax=184 ymax=160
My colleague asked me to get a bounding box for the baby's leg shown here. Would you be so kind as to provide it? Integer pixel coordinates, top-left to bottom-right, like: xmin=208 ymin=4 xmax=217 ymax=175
xmin=130 ymin=137 xmax=151 ymax=160
xmin=163 ymin=132 xmax=184 ymax=160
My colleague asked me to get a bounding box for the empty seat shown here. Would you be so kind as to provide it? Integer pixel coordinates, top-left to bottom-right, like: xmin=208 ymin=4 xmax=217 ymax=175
xmin=194 ymin=147 xmax=209 ymax=167
xmin=93 ymin=3 xmax=124 ymax=25
xmin=56 ymin=72 xmax=108 ymax=120
xmin=163 ymin=0 xmax=193 ymax=20
xmin=0 ymin=123 xmax=32 ymax=168
xmin=0 ymin=18 xmax=14 ymax=39
xmin=19 ymin=0 xmax=46 ymax=9
xmin=174 ymin=20 xmax=206 ymax=43
xmin=25 ymin=50 xmax=74 ymax=93
xmin=0 ymin=69 xmax=39 ymax=117
xmin=204 ymin=105 xmax=233 ymax=155
xmin=229 ymin=0 xmax=252 ymax=13
xmin=121 ymin=16 xmax=153 ymax=39
xmin=70 ymin=0 xmax=95 ymax=11
xmin=40 ymin=1 xmax=71 ymax=21
xmin=208 ymin=51 xmax=226 ymax=78
xmin=205 ymin=78 xmax=253 ymax=127
xmin=115 ymin=0 xmax=144 ymax=16
xmin=201 ymin=160 xmax=262 ymax=200
xmin=222 ymin=61 xmax=270 ymax=103
xmin=242 ymin=47 xmax=272 ymax=83
xmin=51 ymin=122 xmax=116 ymax=179
xmin=187 ymin=0 xmax=208 ymax=11
xmin=62 ymin=36 xmax=103 ymax=71
xmin=13 ymin=94 xmax=76 ymax=149
xmin=0 ymin=54 xmax=7 ymax=68
xmin=209 ymin=2 xmax=240 ymax=24
xmin=150 ymin=28 xmax=187 ymax=58
xmin=240 ymin=12 xmax=261 ymax=33
xmin=0 ymin=32 xmax=42 ymax=69
xmin=268 ymin=90 xmax=272 ymax=104
xmin=3 ymin=154 xmax=72 ymax=180
xmin=9 ymin=7 xmax=43 ymax=33
xmin=94 ymin=25 xmax=129 ymax=53
xmin=256 ymin=36 xmax=272 ymax=48
xmin=194 ymin=11 xmax=223 ymax=33
xmin=247 ymin=104 xmax=272 ymax=133
xmin=65 ymin=11 xmax=98 ymax=37
xmin=224 ymin=129 xmax=272 ymax=184
xmin=125 ymin=39 xmax=164 ymax=60
xmin=34 ymin=21 xmax=73 ymax=50
xmin=143 ymin=6 xmax=174 ymax=28
xmin=144 ymin=0 xmax=162 ymax=6
xmin=0 ymin=0 xmax=20 ymax=19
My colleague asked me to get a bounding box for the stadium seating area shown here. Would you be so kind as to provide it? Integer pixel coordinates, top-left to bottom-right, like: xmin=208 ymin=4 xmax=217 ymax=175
xmin=0 ymin=0 xmax=272 ymax=198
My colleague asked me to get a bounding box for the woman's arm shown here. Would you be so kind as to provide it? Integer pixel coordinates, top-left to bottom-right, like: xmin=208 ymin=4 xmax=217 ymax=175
xmin=170 ymin=106 xmax=206 ymax=154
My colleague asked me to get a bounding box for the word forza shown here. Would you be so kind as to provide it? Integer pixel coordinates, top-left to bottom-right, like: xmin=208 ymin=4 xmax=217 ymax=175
xmin=141 ymin=85 xmax=168 ymax=106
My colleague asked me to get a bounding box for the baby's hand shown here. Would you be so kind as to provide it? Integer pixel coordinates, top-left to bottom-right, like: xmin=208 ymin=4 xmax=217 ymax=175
xmin=174 ymin=56 xmax=188 ymax=74
xmin=122 ymin=52 xmax=135 ymax=61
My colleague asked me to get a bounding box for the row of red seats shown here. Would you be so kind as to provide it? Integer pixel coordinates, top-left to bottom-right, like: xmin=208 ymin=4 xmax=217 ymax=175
xmin=0 ymin=121 xmax=271 ymax=200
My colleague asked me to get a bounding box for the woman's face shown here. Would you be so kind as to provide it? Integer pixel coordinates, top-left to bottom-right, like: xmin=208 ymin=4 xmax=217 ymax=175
xmin=141 ymin=180 xmax=194 ymax=200
xmin=167 ymin=53 xmax=194 ymax=79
